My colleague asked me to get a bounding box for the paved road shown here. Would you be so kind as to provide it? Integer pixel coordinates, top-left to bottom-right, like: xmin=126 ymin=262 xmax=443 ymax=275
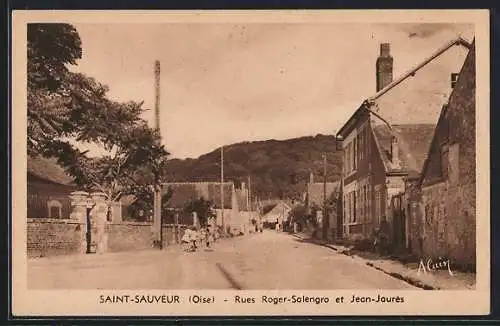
xmin=28 ymin=230 xmax=417 ymax=290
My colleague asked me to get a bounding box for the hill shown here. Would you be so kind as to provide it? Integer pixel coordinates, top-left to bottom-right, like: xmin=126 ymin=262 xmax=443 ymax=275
xmin=163 ymin=134 xmax=342 ymax=201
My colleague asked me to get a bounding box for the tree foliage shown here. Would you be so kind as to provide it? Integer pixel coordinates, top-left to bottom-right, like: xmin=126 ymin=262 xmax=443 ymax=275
xmin=27 ymin=23 xmax=169 ymax=211
xmin=183 ymin=197 xmax=216 ymax=227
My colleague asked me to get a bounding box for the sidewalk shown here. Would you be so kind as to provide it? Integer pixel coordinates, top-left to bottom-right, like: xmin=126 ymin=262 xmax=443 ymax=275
xmin=291 ymin=232 xmax=476 ymax=290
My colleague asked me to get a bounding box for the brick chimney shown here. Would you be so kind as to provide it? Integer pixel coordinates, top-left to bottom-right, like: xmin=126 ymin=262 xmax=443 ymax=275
xmin=391 ymin=135 xmax=400 ymax=167
xmin=376 ymin=43 xmax=393 ymax=92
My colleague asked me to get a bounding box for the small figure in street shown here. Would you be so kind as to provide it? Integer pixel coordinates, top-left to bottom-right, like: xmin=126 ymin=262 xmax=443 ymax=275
xmin=182 ymin=227 xmax=199 ymax=252
xmin=204 ymin=226 xmax=212 ymax=248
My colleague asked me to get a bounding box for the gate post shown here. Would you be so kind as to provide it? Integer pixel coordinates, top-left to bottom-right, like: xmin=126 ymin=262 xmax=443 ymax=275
xmin=91 ymin=192 xmax=108 ymax=254
xmin=69 ymin=191 xmax=90 ymax=254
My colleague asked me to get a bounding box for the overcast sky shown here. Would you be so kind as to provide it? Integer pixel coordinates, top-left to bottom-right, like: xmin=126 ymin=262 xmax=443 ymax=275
xmin=70 ymin=22 xmax=473 ymax=159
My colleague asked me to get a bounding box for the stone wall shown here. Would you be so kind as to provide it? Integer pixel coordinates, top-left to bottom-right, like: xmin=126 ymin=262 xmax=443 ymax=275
xmin=417 ymin=44 xmax=476 ymax=268
xmin=421 ymin=182 xmax=450 ymax=259
xmin=106 ymin=221 xmax=154 ymax=252
xmin=27 ymin=218 xmax=191 ymax=257
xmin=27 ymin=218 xmax=85 ymax=258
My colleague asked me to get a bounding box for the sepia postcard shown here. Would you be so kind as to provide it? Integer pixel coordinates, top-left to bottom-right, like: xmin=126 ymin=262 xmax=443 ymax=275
xmin=11 ymin=9 xmax=490 ymax=317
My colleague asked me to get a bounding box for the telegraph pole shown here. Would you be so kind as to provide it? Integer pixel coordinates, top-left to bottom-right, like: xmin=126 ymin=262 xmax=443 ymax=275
xmin=221 ymin=146 xmax=225 ymax=234
xmin=247 ymin=175 xmax=251 ymax=210
xmin=322 ymin=153 xmax=327 ymax=240
xmin=153 ymin=60 xmax=162 ymax=248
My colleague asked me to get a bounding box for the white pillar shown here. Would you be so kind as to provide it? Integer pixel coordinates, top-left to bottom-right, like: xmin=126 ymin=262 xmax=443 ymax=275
xmin=70 ymin=191 xmax=90 ymax=254
xmin=91 ymin=192 xmax=108 ymax=254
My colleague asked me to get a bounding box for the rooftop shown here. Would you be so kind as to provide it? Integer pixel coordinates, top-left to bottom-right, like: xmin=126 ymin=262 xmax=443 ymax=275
xmin=162 ymin=182 xmax=234 ymax=209
xmin=27 ymin=156 xmax=75 ymax=186
xmin=372 ymin=124 xmax=436 ymax=176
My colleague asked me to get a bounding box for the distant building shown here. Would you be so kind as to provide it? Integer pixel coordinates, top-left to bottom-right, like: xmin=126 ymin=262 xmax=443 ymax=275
xmin=336 ymin=38 xmax=471 ymax=244
xmin=162 ymin=181 xmax=252 ymax=234
xmin=304 ymin=172 xmax=341 ymax=240
xmin=407 ymin=41 xmax=476 ymax=267
xmin=261 ymin=201 xmax=292 ymax=226
xmin=27 ymin=156 xmax=76 ymax=219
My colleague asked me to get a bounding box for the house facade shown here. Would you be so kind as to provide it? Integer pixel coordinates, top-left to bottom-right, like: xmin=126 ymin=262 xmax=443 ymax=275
xmin=27 ymin=156 xmax=77 ymax=219
xmin=336 ymin=39 xmax=471 ymax=247
xmin=407 ymin=41 xmax=476 ymax=267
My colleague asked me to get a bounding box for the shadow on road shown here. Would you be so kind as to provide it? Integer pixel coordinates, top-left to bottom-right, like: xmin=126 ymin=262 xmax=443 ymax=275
xmin=215 ymin=263 xmax=243 ymax=290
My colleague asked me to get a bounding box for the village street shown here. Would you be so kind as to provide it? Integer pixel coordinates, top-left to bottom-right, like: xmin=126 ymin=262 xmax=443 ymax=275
xmin=28 ymin=231 xmax=417 ymax=290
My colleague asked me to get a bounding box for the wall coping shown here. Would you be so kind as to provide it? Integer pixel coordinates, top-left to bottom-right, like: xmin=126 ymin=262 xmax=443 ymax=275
xmin=27 ymin=218 xmax=83 ymax=224
xmin=109 ymin=221 xmax=190 ymax=227
xmin=27 ymin=218 xmax=191 ymax=228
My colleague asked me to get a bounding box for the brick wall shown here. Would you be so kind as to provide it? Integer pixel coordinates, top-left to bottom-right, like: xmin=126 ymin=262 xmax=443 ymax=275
xmin=27 ymin=218 xmax=84 ymax=258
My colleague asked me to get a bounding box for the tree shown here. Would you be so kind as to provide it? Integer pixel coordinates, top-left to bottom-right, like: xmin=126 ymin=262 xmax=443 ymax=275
xmin=27 ymin=23 xmax=169 ymax=217
xmin=288 ymin=204 xmax=311 ymax=228
xmin=27 ymin=23 xmax=82 ymax=156
xmin=183 ymin=197 xmax=216 ymax=227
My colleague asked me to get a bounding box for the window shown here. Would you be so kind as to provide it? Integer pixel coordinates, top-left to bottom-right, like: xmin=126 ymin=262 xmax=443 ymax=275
xmin=375 ymin=190 xmax=380 ymax=224
xmin=364 ymin=186 xmax=368 ymax=221
xmin=358 ymin=186 xmax=365 ymax=220
xmin=343 ymin=197 xmax=347 ymax=223
xmin=359 ymin=131 xmax=364 ymax=162
xmin=353 ymin=138 xmax=357 ymax=170
xmin=47 ymin=200 xmax=62 ymax=219
xmin=425 ymin=204 xmax=431 ymax=226
xmin=451 ymin=73 xmax=459 ymax=89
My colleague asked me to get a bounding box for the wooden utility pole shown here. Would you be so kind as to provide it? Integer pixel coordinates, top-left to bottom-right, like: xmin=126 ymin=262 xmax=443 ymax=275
xmin=153 ymin=60 xmax=162 ymax=248
xmin=221 ymin=146 xmax=225 ymax=233
xmin=322 ymin=153 xmax=328 ymax=240
xmin=247 ymin=175 xmax=251 ymax=210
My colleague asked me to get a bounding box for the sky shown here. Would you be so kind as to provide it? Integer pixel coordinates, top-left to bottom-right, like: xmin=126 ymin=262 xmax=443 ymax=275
xmin=70 ymin=22 xmax=474 ymax=159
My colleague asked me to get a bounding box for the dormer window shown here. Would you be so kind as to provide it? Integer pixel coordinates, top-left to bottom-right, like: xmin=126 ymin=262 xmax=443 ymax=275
xmin=451 ymin=73 xmax=459 ymax=89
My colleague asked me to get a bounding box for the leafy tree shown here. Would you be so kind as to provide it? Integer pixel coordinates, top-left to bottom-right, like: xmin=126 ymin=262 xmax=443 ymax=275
xmin=288 ymin=204 xmax=311 ymax=228
xmin=27 ymin=23 xmax=169 ymax=217
xmin=183 ymin=197 xmax=216 ymax=227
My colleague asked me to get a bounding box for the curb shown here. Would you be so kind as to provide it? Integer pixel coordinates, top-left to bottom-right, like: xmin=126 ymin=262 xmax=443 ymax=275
xmin=290 ymin=233 xmax=436 ymax=290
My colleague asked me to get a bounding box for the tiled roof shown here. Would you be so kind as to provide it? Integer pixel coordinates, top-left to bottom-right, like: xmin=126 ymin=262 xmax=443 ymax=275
xmin=162 ymin=182 xmax=234 ymax=209
xmin=337 ymin=37 xmax=471 ymax=138
xmin=262 ymin=201 xmax=292 ymax=222
xmin=307 ymin=181 xmax=340 ymax=206
xmin=419 ymin=40 xmax=476 ymax=187
xmin=372 ymin=124 xmax=436 ymax=175
xmin=27 ymin=156 xmax=75 ymax=186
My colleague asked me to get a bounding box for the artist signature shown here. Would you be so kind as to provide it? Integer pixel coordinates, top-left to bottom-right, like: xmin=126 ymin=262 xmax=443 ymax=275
xmin=417 ymin=257 xmax=455 ymax=276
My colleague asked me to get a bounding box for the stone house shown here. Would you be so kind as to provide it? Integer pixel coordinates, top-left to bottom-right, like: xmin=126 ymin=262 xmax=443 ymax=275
xmin=407 ymin=41 xmax=476 ymax=268
xmin=336 ymin=38 xmax=471 ymax=245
